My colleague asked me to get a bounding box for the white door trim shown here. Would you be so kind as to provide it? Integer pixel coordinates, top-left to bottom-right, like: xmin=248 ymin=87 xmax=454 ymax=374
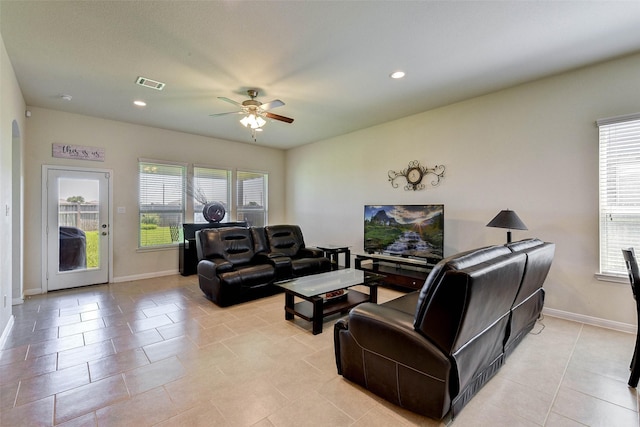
xmin=41 ymin=165 xmax=114 ymax=293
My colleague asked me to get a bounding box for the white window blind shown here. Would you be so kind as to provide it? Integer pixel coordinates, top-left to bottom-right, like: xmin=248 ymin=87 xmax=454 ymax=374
xmin=138 ymin=160 xmax=186 ymax=247
xmin=236 ymin=170 xmax=268 ymax=227
xmin=598 ymin=114 xmax=640 ymax=275
xmin=192 ymin=166 xmax=231 ymax=223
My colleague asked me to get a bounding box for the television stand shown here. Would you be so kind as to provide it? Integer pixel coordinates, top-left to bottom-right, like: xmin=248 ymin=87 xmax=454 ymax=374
xmin=354 ymin=253 xmax=436 ymax=291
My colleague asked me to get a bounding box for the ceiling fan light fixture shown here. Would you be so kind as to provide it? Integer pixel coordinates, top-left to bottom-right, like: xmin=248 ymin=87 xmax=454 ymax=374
xmin=240 ymin=114 xmax=266 ymax=129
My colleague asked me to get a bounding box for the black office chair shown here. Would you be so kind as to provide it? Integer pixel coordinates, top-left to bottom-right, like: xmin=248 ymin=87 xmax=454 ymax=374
xmin=621 ymin=248 xmax=640 ymax=387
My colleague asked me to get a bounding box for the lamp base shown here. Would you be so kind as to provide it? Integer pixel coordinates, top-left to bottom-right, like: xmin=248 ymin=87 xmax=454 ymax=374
xmin=507 ymin=231 xmax=512 ymax=244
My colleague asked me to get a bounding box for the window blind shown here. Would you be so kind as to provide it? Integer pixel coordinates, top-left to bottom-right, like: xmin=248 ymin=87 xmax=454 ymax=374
xmin=236 ymin=170 xmax=268 ymax=227
xmin=598 ymin=115 xmax=640 ymax=275
xmin=192 ymin=166 xmax=231 ymax=222
xmin=138 ymin=161 xmax=186 ymax=247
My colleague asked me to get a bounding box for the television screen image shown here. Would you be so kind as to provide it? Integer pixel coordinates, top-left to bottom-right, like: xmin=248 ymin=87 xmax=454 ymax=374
xmin=364 ymin=204 xmax=444 ymax=261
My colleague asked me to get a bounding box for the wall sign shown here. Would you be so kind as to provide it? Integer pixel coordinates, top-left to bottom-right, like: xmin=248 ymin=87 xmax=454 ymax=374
xmin=52 ymin=143 xmax=105 ymax=162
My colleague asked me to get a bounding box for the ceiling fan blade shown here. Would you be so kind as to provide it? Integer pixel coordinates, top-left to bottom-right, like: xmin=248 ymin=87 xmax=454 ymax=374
xmin=218 ymin=96 xmax=243 ymax=107
xmin=260 ymin=99 xmax=284 ymax=111
xmin=265 ymin=112 xmax=294 ymax=123
xmin=209 ymin=111 xmax=243 ymax=117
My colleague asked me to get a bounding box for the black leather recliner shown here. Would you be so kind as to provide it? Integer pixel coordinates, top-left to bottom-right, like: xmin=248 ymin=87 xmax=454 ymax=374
xmin=196 ymin=226 xmax=280 ymax=306
xmin=334 ymin=239 xmax=554 ymax=420
xmin=264 ymin=225 xmax=331 ymax=276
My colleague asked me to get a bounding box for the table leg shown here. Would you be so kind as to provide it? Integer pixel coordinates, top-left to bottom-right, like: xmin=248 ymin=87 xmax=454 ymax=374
xmin=344 ymin=249 xmax=351 ymax=268
xmin=285 ymin=292 xmax=294 ymax=320
xmin=331 ymin=253 xmax=339 ymax=270
xmin=312 ymin=297 xmax=323 ymax=335
xmin=369 ymin=283 xmax=378 ymax=304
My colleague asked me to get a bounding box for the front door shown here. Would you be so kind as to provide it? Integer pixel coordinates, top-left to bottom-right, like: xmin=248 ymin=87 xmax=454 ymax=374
xmin=44 ymin=166 xmax=111 ymax=291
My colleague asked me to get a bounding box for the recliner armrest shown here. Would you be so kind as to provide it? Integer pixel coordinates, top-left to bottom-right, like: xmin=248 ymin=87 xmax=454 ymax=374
xmin=211 ymin=258 xmax=234 ymax=273
xmin=298 ymin=247 xmax=324 ymax=258
xmin=254 ymin=253 xmax=292 ymax=280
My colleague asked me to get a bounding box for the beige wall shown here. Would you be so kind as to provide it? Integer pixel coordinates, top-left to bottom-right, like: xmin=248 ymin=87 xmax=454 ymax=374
xmin=5 ymin=35 xmax=640 ymax=337
xmin=286 ymin=52 xmax=640 ymax=327
xmin=0 ymin=32 xmax=26 ymax=336
xmin=22 ymin=108 xmax=286 ymax=294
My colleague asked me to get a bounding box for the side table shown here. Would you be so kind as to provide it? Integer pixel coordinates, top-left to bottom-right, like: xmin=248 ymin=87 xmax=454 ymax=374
xmin=316 ymin=245 xmax=351 ymax=270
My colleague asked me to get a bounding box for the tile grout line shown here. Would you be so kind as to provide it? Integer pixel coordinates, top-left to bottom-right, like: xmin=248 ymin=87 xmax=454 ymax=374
xmin=541 ymin=322 xmax=584 ymax=426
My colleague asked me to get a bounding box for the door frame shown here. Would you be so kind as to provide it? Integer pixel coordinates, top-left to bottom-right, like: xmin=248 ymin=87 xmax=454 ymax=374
xmin=41 ymin=165 xmax=114 ymax=292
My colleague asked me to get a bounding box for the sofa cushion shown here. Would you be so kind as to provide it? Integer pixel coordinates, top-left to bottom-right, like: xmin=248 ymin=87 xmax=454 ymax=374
xmin=265 ymin=225 xmax=305 ymax=257
xmin=218 ymin=264 xmax=275 ymax=289
xmin=200 ymin=227 xmax=256 ymax=265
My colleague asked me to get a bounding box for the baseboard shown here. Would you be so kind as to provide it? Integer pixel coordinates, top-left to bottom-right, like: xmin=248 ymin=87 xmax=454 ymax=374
xmin=543 ymin=307 xmax=636 ymax=334
xmin=111 ymin=269 xmax=178 ymax=283
xmin=0 ymin=316 xmax=15 ymax=350
xmin=22 ymin=270 xmax=178 ymax=294
xmin=12 ymin=298 xmax=24 ymax=305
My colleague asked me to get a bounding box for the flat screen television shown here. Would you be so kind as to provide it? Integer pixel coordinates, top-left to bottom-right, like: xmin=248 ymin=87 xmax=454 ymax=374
xmin=364 ymin=204 xmax=444 ymax=262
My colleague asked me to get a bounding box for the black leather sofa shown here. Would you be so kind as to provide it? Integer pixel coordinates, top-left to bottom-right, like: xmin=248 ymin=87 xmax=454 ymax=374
xmin=334 ymin=238 xmax=554 ymax=420
xmin=196 ymin=224 xmax=331 ymax=306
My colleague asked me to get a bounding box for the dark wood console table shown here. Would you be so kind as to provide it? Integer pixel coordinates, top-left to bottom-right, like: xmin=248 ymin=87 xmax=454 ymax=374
xmin=179 ymin=222 xmax=247 ymax=276
xmin=354 ymin=253 xmax=437 ymax=291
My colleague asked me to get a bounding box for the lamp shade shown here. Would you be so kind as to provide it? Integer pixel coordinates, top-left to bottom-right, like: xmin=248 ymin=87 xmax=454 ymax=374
xmin=486 ymin=210 xmax=528 ymax=231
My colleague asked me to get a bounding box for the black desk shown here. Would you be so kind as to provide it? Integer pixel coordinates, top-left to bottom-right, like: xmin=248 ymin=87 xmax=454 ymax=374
xmin=179 ymin=222 xmax=247 ymax=276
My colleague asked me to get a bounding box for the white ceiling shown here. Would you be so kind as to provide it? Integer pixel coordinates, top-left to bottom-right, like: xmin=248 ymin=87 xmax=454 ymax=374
xmin=2 ymin=1 xmax=640 ymax=149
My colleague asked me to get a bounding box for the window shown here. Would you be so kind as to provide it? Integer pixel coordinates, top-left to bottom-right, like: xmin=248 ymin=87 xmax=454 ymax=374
xmin=192 ymin=166 xmax=231 ymax=223
xmin=236 ymin=170 xmax=268 ymax=227
xmin=598 ymin=113 xmax=640 ymax=276
xmin=138 ymin=160 xmax=186 ymax=248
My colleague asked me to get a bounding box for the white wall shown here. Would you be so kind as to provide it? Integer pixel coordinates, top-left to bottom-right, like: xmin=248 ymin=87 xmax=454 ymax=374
xmin=287 ymin=52 xmax=640 ymax=327
xmin=23 ymin=108 xmax=286 ymax=294
xmin=0 ymin=32 xmax=26 ymax=338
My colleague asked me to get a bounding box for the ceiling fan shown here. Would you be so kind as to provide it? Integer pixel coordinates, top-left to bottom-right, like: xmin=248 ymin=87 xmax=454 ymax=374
xmin=210 ymin=89 xmax=294 ymax=140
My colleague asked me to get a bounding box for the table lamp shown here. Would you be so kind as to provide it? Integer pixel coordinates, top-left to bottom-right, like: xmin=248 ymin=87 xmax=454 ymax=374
xmin=486 ymin=209 xmax=528 ymax=243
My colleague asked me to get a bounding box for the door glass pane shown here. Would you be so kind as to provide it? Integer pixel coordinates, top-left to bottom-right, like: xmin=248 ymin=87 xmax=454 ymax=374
xmin=58 ymin=178 xmax=100 ymax=272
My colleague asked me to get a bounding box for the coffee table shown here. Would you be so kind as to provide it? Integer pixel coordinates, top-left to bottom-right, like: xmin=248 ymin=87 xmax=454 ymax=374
xmin=275 ymin=269 xmax=383 ymax=334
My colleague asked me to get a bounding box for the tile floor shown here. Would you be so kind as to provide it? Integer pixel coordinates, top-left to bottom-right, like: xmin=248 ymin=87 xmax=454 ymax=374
xmin=0 ymin=274 xmax=638 ymax=426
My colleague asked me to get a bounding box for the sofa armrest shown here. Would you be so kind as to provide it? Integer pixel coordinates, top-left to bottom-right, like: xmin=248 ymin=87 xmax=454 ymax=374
xmin=299 ymin=247 xmax=324 ymax=258
xmin=339 ymin=302 xmax=450 ymax=375
xmin=198 ymin=258 xmax=234 ymax=281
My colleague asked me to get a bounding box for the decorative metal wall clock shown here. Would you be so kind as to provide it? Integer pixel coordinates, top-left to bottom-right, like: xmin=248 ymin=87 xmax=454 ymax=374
xmin=388 ymin=160 xmax=445 ymax=191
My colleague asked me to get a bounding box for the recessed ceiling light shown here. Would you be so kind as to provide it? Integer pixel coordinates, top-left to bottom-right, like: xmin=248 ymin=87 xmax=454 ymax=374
xmin=390 ymin=71 xmax=406 ymax=79
xmin=60 ymin=94 xmax=72 ymax=101
xmin=133 ymin=100 xmax=147 ymax=107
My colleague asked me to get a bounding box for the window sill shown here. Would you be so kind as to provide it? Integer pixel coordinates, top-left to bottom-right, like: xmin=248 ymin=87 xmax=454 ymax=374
xmin=136 ymin=244 xmax=179 ymax=253
xmin=594 ymin=273 xmax=629 ymax=284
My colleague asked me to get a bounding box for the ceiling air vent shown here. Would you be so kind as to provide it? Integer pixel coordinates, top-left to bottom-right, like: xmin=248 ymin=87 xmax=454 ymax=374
xmin=135 ymin=76 xmax=165 ymax=91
